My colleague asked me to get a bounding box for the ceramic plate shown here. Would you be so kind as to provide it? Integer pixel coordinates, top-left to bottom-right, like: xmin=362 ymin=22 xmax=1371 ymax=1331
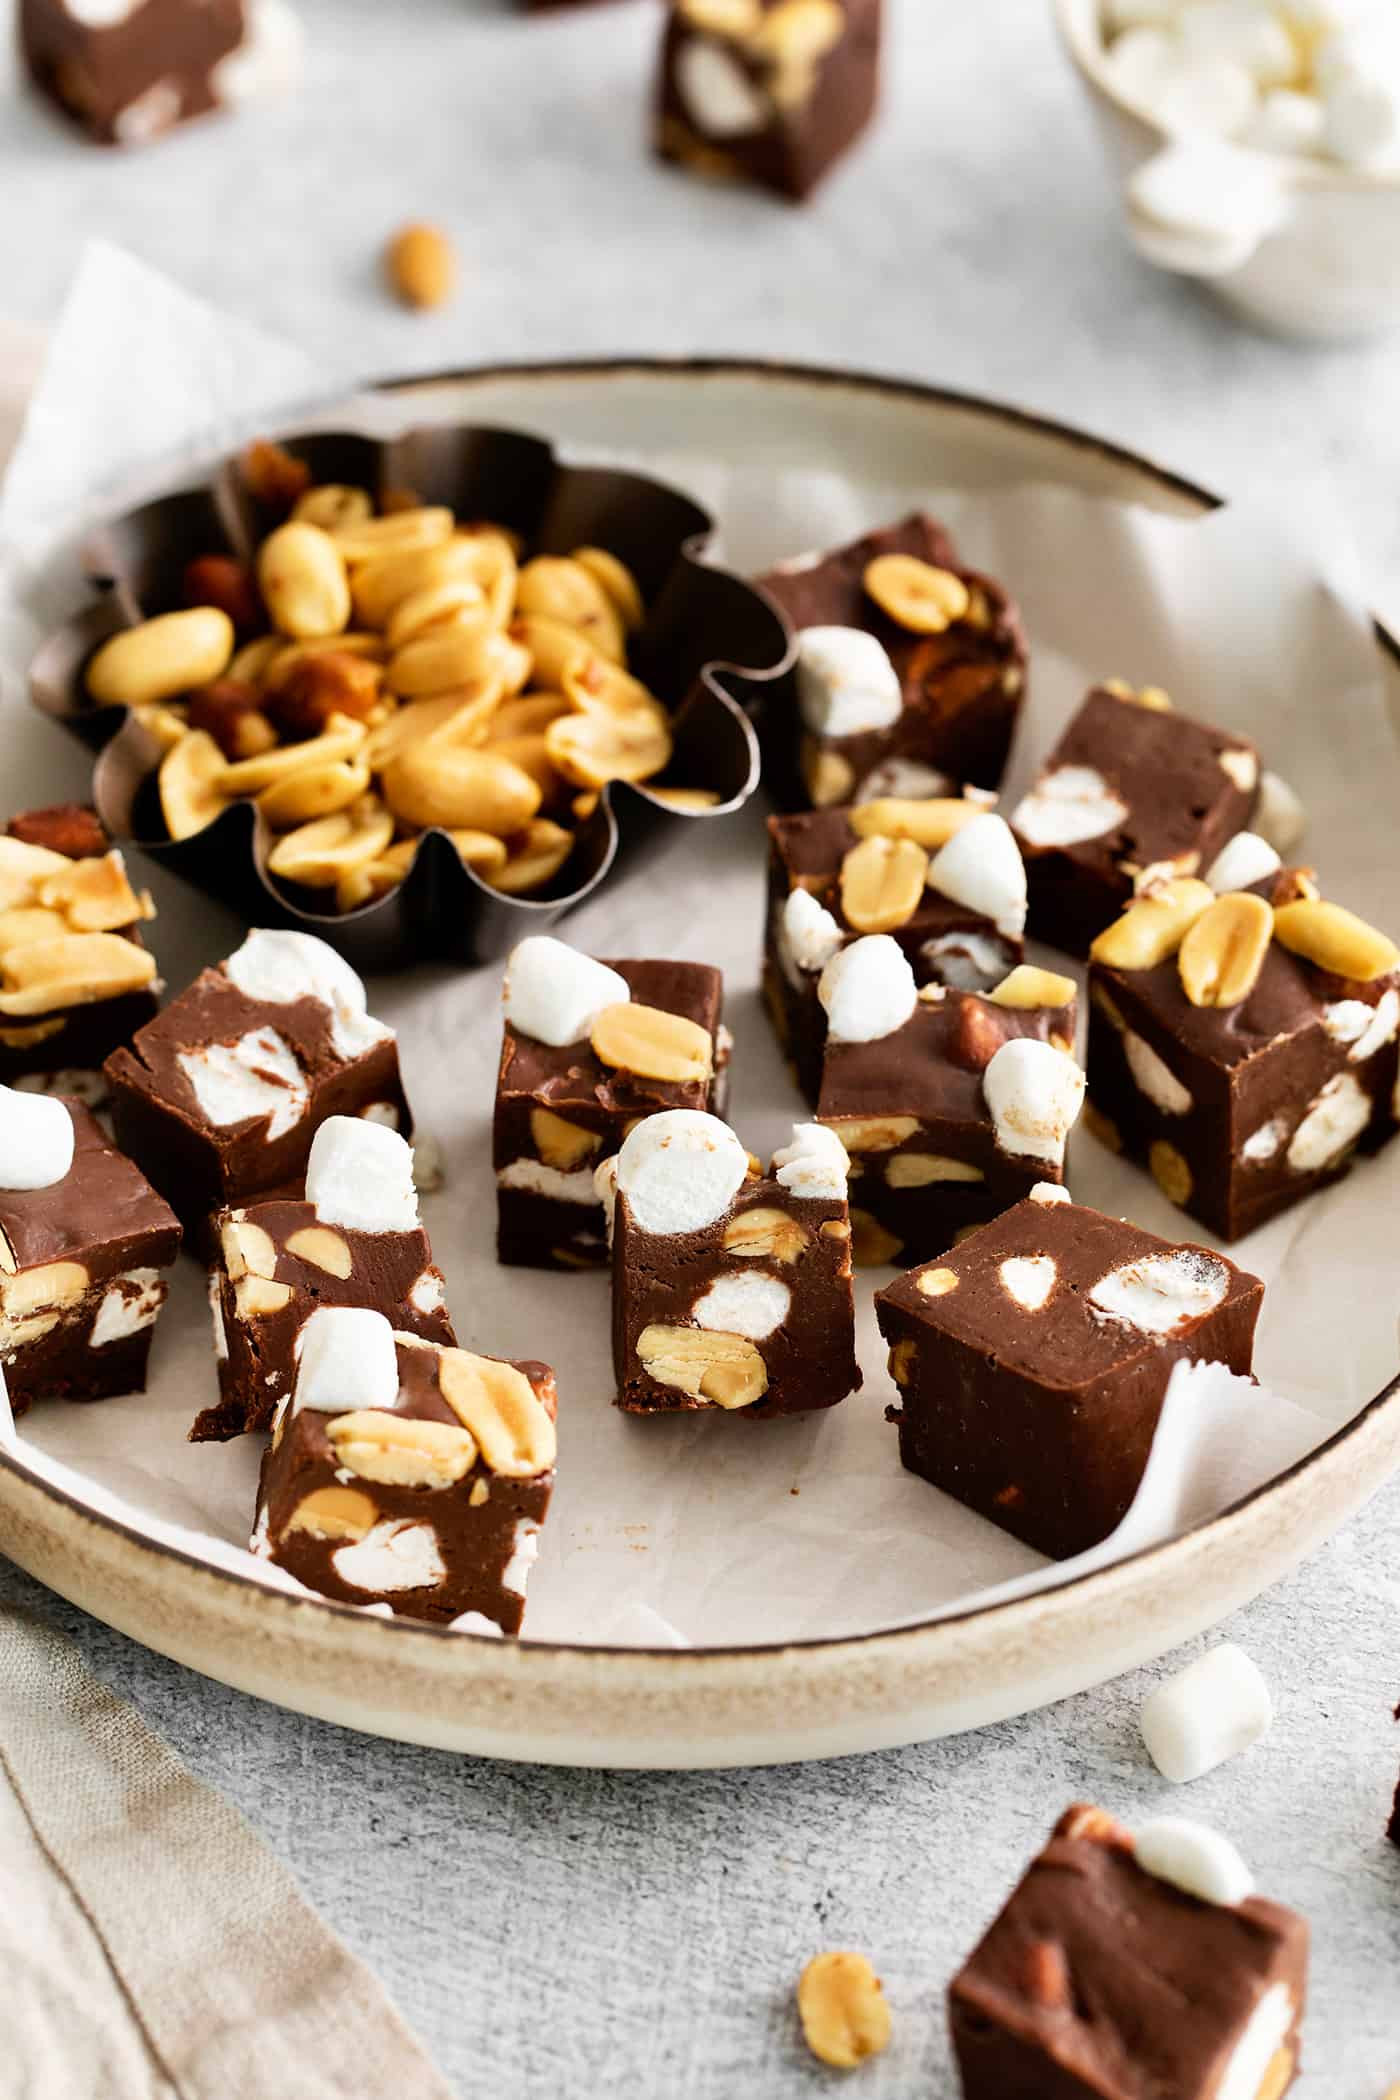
xmin=2 ymin=359 xmax=1398 ymax=1769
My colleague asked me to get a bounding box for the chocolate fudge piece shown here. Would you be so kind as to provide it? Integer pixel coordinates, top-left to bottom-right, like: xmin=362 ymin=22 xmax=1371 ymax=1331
xmin=656 ymin=0 xmax=881 ymax=204
xmin=1389 ymin=1703 xmax=1400 ymax=1849
xmin=758 ymin=513 xmax=1027 ymax=811
xmin=765 ymin=802 xmax=1028 ymax=1104
xmin=253 ymin=1311 xmax=556 ymax=1632
xmin=105 ymin=928 xmax=410 ymax=1236
xmin=949 ymin=1805 xmax=1308 ymax=2100
xmin=813 ymin=934 xmax=1082 ymax=1269
xmin=878 ymin=1187 xmax=1263 ymax=1558
xmin=495 ymin=936 xmax=728 ymax=1271
xmin=1010 ymin=683 xmax=1260 ymax=958
xmin=604 ymin=1112 xmax=860 ymax=1418
xmin=1 ymin=813 xmax=160 ymax=1108
xmin=1086 ymin=857 xmax=1399 ymax=1240
xmin=0 ymin=1086 xmax=180 ymax=1417
xmin=200 ymin=1115 xmax=453 ymax=1442
xmin=20 ymin=0 xmax=301 ymax=147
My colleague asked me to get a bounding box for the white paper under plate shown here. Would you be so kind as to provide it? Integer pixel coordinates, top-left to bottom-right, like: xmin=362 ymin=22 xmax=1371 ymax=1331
xmin=2 ymin=268 xmax=1397 ymax=1652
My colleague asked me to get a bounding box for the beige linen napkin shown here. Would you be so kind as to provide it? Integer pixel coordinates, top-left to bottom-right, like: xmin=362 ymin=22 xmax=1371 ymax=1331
xmin=0 ymin=1599 xmax=455 ymax=2100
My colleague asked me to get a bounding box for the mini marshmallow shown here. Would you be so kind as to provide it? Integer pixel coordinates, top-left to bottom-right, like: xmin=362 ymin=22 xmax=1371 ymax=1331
xmin=794 ymin=626 xmax=904 ymax=740
xmin=675 ymin=35 xmax=768 ymax=137
xmin=294 ymin=1306 xmax=402 ymax=1415
xmin=178 ymin=1028 xmax=308 ymax=1142
xmin=503 ymin=937 xmax=630 ymax=1048
xmin=1205 ymin=830 xmax=1282 ymax=893
xmin=224 ymin=929 xmax=388 ymax=1061
xmin=693 ymin=1272 xmax=792 ymax=1340
xmin=497 ymin=1159 xmax=599 ymax=1205
xmin=1241 ymin=1115 xmax=1287 ymax=1162
xmin=1124 ymin=1029 xmax=1195 ymax=1114
xmin=1090 ymin=1249 xmax=1230 ymax=1334
xmin=983 ymin=1039 xmax=1086 ymax=1167
xmin=1011 ymin=765 xmax=1130 ymax=850
xmin=854 ymin=758 xmax=953 ymax=803
xmin=818 ymin=935 xmax=918 ymax=1044
xmin=305 ymin=1115 xmax=419 ymax=1234
xmin=920 ymin=930 xmax=1013 ymax=992
xmin=1128 ymin=139 xmax=1287 ymax=253
xmin=333 ymin=1519 xmax=446 ymax=1595
xmin=1151 ymin=52 xmax=1261 ymax=135
xmin=0 ymin=1084 xmax=74 ymax=1190
xmin=1324 ymin=60 xmax=1400 ymax=162
xmin=773 ymin=1122 xmax=849 ymax=1199
xmin=1140 ymin=1642 xmax=1274 ymax=1783
xmin=615 ymin=1110 xmax=749 ymax=1236
xmin=1331 ymin=986 xmax=1399 ymax=1062
xmin=1253 ymin=770 xmax=1306 ymax=853
xmin=1286 ymin=1070 xmax=1371 ymax=1171
xmin=1178 ymin=2 xmax=1298 ymax=90
xmin=1238 ymin=86 xmax=1327 ymax=152
xmin=1107 ymin=23 xmax=1179 ymax=98
xmin=926 ymin=813 xmax=1027 ymax=940
xmin=782 ymin=888 xmax=844 ymax=977
xmin=1029 ymin=1180 xmax=1072 ymax=1205
xmin=1134 ymin=1817 xmax=1255 ymax=1907
xmin=999 ymin=1255 xmax=1058 ymax=1311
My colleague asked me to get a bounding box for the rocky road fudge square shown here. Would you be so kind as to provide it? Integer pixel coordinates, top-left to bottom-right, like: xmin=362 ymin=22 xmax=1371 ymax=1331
xmin=949 ymin=1805 xmax=1309 ymax=2100
xmin=104 ymin=928 xmax=410 ymax=1235
xmin=199 ymin=1115 xmax=453 ymax=1442
xmin=1086 ymin=848 xmax=1400 ymax=1241
xmin=0 ymin=1085 xmax=181 ymax=1417
xmin=876 ymin=1186 xmax=1264 ymax=1560
xmin=764 ymin=802 xmax=1028 ymax=1104
xmin=757 ymin=512 xmax=1028 ymax=812
xmin=1010 ymin=682 xmax=1263 ymax=958
xmin=655 ymin=0 xmax=882 ymax=205
xmin=601 ymin=1111 xmax=861 ymax=1418
xmin=1 ymin=807 xmax=160 ymax=1107
xmin=812 ymin=933 xmax=1083 ymax=1268
xmin=253 ymin=1308 xmax=557 ymax=1632
xmin=494 ymin=935 xmax=728 ymax=1271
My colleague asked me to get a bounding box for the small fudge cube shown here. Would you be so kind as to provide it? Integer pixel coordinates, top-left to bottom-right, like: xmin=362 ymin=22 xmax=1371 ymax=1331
xmin=815 ymin=934 xmax=1082 ymax=1269
xmin=949 ymin=1805 xmax=1308 ymax=2100
xmin=656 ymin=0 xmax=881 ymax=204
xmin=606 ymin=1112 xmax=860 ymax=1418
xmin=199 ymin=1116 xmax=453 ymax=1441
xmin=20 ymin=0 xmax=301 ymax=147
xmin=877 ymin=1188 xmax=1264 ymax=1558
xmin=764 ymin=802 xmax=1027 ymax=1104
xmin=105 ymin=928 xmax=410 ymax=1234
xmin=1086 ymin=860 xmax=1400 ymax=1240
xmin=0 ymin=1086 xmax=180 ymax=1416
xmin=495 ymin=936 xmax=728 ymax=1270
xmin=0 ymin=811 xmax=160 ymax=1108
xmin=758 ymin=513 xmax=1027 ymax=812
xmin=1010 ymin=683 xmax=1260 ymax=957
xmin=254 ymin=1310 xmax=556 ymax=1632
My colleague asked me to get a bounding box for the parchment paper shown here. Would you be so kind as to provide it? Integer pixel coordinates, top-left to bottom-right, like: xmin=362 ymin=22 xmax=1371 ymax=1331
xmin=0 ymin=247 xmax=1395 ymax=1648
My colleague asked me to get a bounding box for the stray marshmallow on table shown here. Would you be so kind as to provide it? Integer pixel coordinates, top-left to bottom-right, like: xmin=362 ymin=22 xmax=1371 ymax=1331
xmin=1141 ymin=1641 xmax=1275 ymax=1781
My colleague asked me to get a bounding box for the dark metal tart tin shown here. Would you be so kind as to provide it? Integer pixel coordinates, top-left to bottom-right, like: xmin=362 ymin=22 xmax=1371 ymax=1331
xmin=28 ymin=418 xmax=794 ymax=971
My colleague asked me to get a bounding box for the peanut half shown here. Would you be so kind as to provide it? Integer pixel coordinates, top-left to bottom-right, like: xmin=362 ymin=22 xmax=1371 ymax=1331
xmin=1274 ymin=898 xmax=1400 ymax=984
xmin=436 ymin=1350 xmax=557 ymax=1476
xmin=797 ymin=1952 xmax=892 ymax=2071
xmin=839 ymin=835 xmax=929 ymax=935
xmin=636 ymin=1326 xmax=769 ymax=1410
xmin=847 ymin=797 xmax=981 ymax=849
xmin=1178 ymin=893 xmax=1274 ymax=1009
xmin=87 ymin=607 xmax=234 ymax=709
xmin=863 ymin=554 xmax=969 ymax=635
xmin=327 ymin=1410 xmax=478 ymax=1488
xmin=590 ymin=1002 xmax=714 ymax=1085
xmin=1090 ymin=879 xmax=1215 ymax=972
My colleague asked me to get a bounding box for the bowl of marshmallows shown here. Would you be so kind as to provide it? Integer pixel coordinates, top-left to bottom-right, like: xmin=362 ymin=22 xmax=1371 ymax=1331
xmin=1055 ymin=0 xmax=1400 ymax=338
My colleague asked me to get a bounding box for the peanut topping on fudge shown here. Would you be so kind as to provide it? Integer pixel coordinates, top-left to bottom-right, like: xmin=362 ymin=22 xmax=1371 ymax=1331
xmin=0 ymin=1085 xmax=180 ymax=1416
xmin=254 ymin=1308 xmax=556 ymax=1631
xmin=605 ymin=1111 xmax=860 ymax=1418
xmin=494 ymin=935 xmax=728 ymax=1270
xmin=1086 ymin=861 xmax=1399 ymax=1239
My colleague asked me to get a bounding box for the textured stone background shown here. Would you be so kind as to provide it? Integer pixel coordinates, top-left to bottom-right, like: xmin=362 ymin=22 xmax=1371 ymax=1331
xmin=0 ymin=0 xmax=1398 ymax=2091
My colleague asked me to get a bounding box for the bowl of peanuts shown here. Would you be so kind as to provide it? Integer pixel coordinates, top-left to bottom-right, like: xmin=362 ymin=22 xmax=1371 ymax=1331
xmin=28 ymin=418 xmax=789 ymax=967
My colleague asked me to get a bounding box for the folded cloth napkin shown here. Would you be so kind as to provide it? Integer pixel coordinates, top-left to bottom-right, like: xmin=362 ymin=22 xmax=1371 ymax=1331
xmin=0 ymin=1599 xmax=454 ymax=2100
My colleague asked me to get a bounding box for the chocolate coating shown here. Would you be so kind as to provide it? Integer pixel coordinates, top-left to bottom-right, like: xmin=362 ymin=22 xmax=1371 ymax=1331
xmin=20 ymin=0 xmax=246 ymax=145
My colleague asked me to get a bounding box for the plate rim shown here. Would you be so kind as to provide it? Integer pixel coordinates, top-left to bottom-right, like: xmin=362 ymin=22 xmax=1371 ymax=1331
xmin=4 ymin=350 xmax=1399 ymax=1686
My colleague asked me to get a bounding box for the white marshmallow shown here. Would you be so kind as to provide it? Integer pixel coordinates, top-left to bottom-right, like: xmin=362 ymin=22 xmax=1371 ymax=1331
xmin=177 ymin=1028 xmax=309 ymax=1142
xmin=1178 ymin=3 xmax=1298 ymax=90
xmin=1128 ymin=138 xmax=1287 ymax=254
xmin=1241 ymin=1115 xmax=1287 ymax=1162
xmin=999 ymin=1255 xmax=1058 ymax=1311
xmin=209 ymin=1275 xmax=229 ymax=1362
xmin=1107 ymin=24 xmax=1180 ymax=99
xmin=1205 ymin=830 xmax=1282 ymax=893
xmin=853 ymin=758 xmax=953 ymax=803
xmin=1124 ymin=1029 xmax=1195 ymax=1114
xmin=333 ymin=1520 xmax=445 ymax=1596
xmin=920 ymin=930 xmax=1012 ymax=992
xmin=772 ymin=1122 xmax=849 ymax=1199
xmin=1151 ymin=52 xmax=1261 ymax=133
xmin=693 ymin=1272 xmax=791 ymax=1340
xmin=1219 ymin=747 xmax=1259 ymax=794
xmin=294 ymin=1305 xmax=401 ymax=1415
xmin=64 ymin=0 xmax=141 ymax=20
xmin=212 ymin=0 xmax=303 ymax=108
xmin=780 ymin=888 xmax=844 ymax=979
xmin=1090 ymin=1248 xmax=1231 ymax=1334
xmin=1134 ymin=1816 xmax=1255 ymax=1906
xmin=503 ymin=937 xmax=629 ymax=1048
xmin=1332 ymin=986 xmax=1399 ymax=1061
xmin=675 ymin=35 xmax=768 ymax=137
xmin=1238 ymin=86 xmax=1327 ymax=151
xmin=0 ymin=1085 xmax=75 ymax=1190
xmin=90 ymin=1270 xmax=166 ymax=1348
xmin=1215 ymin=1985 xmax=1296 ymax=2100
xmin=1253 ymin=771 xmax=1306 ymax=852
xmin=113 ymin=78 xmax=181 ymax=143
xmin=818 ymin=935 xmax=918 ymax=1044
xmin=926 ymin=813 xmax=1027 ymax=940
xmin=224 ymin=930 xmax=388 ymax=1062
xmin=615 ymin=1111 xmax=749 ymax=1236
xmin=1030 ymin=1180 xmax=1072 ymax=1205
xmin=1287 ymin=1070 xmax=1371 ymax=1170
xmin=1011 ymin=765 xmax=1130 ymax=850
xmin=497 ymin=1159 xmax=599 ymax=1205
xmin=983 ymin=1040 xmax=1086 ymax=1167
xmin=502 ymin=1518 xmax=541 ymax=1598
xmin=1325 ymin=62 xmax=1400 ymax=162
xmin=305 ymin=1115 xmax=419 ymax=1233
xmin=409 ymin=1270 xmax=446 ymax=1315
xmin=1141 ymin=1642 xmax=1274 ymax=1783
xmin=794 ymin=627 xmax=904 ymax=740
xmin=451 ymin=1610 xmax=506 ymax=1638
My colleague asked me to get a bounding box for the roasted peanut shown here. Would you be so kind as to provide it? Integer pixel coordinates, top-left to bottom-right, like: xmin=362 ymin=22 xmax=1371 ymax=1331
xmin=1178 ymin=893 xmax=1274 ymax=1009
xmin=385 ymin=222 xmax=458 ymax=310
xmin=1090 ymin=879 xmax=1215 ymax=971
xmin=989 ymin=964 xmax=1077 ymax=1010
xmin=332 ymin=508 xmax=455 ymax=565
xmin=257 ymin=758 xmax=374 ymax=832
xmin=263 ymin=651 xmax=382 ymax=740
xmin=636 ymin=1325 xmax=768 ymax=1410
xmin=0 ymin=932 xmax=157 ymax=1015
xmin=591 ymin=1002 xmax=714 ymax=1084
xmin=572 ymin=545 xmax=645 ymax=630
xmin=187 ymin=680 xmax=279 ymax=761
xmin=545 ymin=705 xmax=672 ymax=790
xmin=284 ymin=1225 xmax=354 ymax=1278
xmin=1274 ymin=898 xmax=1400 ymax=983
xmin=485 ymin=821 xmax=574 ymax=894
xmin=516 ymin=557 xmax=625 ymax=661
xmin=436 ymin=1351 xmax=556 ymax=1476
xmin=722 ymin=1207 xmax=809 ymax=1262
xmin=796 ymin=1951 xmax=892 ymax=2070
xmin=5 ymin=805 xmax=107 ymax=860
xmin=219 ymin=716 xmax=367 ymax=798
xmin=864 ymin=553 xmax=969 ymax=634
xmin=257 ymin=521 xmax=352 ymax=640
xmin=183 ymin=553 xmax=263 ymax=634
xmin=839 ymin=835 xmax=929 ymax=934
xmin=847 ymin=797 xmax=981 ymax=848
xmin=387 ymin=617 xmax=499 ymax=697
xmin=240 ymin=439 xmax=311 ymax=512
xmin=267 ymin=800 xmax=396 ymax=887
xmin=291 ymin=484 xmax=373 ymax=533
xmin=87 ymin=607 xmax=235 ymax=710
xmin=385 ymin=578 xmax=486 ymax=650
xmin=380 ymin=743 xmax=541 ymax=836
xmin=327 ymin=1410 xmax=477 ymax=1488
xmin=159 ymin=728 xmax=229 ymax=841
xmin=285 ymin=1484 xmax=378 ymax=1541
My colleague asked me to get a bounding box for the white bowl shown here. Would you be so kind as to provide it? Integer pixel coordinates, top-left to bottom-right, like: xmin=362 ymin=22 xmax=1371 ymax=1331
xmin=1054 ymin=0 xmax=1400 ymax=340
